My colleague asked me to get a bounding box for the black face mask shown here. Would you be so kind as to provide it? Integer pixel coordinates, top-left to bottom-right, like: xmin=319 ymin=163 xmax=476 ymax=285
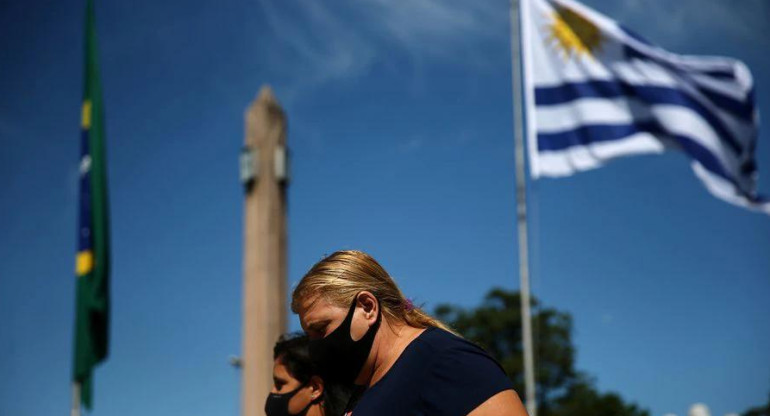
xmin=308 ymin=296 xmax=381 ymax=384
xmin=264 ymin=384 xmax=312 ymax=416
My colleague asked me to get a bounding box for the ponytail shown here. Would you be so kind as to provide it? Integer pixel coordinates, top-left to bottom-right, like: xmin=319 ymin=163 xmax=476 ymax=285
xmin=403 ymin=306 xmax=456 ymax=334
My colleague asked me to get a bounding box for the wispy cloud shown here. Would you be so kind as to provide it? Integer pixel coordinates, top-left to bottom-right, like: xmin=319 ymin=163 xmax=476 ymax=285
xmin=256 ymin=0 xmax=508 ymax=99
xmin=397 ymin=136 xmax=424 ymax=154
xmin=256 ymin=0 xmax=769 ymax=104
xmin=361 ymin=0 xmax=504 ymax=59
xmin=608 ymin=0 xmax=770 ymax=50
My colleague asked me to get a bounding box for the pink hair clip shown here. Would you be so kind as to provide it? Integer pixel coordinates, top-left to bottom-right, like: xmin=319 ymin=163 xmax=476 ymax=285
xmin=404 ymin=298 xmax=415 ymax=311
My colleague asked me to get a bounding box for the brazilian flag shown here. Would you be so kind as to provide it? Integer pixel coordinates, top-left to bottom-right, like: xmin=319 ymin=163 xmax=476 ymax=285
xmin=73 ymin=0 xmax=110 ymax=409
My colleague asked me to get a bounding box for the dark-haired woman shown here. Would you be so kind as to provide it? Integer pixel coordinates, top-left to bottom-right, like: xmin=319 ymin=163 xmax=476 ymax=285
xmin=265 ymin=333 xmax=352 ymax=416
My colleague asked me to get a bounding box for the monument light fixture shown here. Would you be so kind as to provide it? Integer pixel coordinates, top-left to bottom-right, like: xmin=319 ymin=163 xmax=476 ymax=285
xmin=239 ymin=146 xmax=258 ymax=190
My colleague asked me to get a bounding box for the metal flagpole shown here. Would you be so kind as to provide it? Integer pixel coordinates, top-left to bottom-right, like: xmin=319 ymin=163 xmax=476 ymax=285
xmin=71 ymin=382 xmax=81 ymax=416
xmin=509 ymin=0 xmax=537 ymax=415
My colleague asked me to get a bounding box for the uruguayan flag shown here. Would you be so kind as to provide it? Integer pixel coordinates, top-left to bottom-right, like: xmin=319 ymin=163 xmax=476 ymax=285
xmin=522 ymin=0 xmax=769 ymax=214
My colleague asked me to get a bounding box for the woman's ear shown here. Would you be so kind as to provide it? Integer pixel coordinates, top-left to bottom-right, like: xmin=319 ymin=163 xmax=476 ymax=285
xmin=357 ymin=291 xmax=378 ymax=320
xmin=309 ymin=375 xmax=324 ymax=401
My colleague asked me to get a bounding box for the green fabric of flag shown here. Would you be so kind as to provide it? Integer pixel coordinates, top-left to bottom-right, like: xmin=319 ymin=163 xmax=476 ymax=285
xmin=73 ymin=0 xmax=110 ymax=409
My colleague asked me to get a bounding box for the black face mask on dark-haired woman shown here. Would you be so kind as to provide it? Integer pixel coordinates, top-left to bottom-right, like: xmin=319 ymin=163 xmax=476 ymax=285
xmin=308 ymin=296 xmax=381 ymax=385
xmin=264 ymin=384 xmax=314 ymax=416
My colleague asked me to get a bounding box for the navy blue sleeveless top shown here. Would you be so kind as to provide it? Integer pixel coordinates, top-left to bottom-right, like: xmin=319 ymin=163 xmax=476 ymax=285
xmin=343 ymin=327 xmax=514 ymax=416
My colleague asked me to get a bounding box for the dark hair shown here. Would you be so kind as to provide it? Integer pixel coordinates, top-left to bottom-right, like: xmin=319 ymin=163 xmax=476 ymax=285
xmin=273 ymin=332 xmax=352 ymax=416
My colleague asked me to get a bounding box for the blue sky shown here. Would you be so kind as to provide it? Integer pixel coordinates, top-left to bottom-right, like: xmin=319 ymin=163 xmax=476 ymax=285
xmin=1 ymin=0 xmax=769 ymax=415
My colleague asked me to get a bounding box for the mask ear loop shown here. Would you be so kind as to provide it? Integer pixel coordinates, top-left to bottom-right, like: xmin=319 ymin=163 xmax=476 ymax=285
xmin=354 ymin=292 xmax=382 ymax=388
xmin=346 ymin=293 xmax=360 ymax=314
xmin=289 ymin=382 xmax=316 ymax=416
xmin=275 ymin=382 xmax=306 ymax=398
xmin=306 ymin=376 xmax=325 ymax=406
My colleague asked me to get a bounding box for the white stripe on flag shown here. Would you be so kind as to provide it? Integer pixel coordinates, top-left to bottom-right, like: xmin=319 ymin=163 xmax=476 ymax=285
xmin=692 ymin=163 xmax=770 ymax=214
xmin=522 ymin=0 xmax=768 ymax=213
xmin=536 ymin=98 xmax=652 ymax=133
xmin=538 ymin=134 xmax=668 ymax=176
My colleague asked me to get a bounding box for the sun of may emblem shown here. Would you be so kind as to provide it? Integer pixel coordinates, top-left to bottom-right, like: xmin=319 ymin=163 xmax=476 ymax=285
xmin=545 ymin=4 xmax=603 ymax=60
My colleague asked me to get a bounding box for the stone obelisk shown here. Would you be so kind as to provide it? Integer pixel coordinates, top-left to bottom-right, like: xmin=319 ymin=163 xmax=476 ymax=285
xmin=240 ymin=86 xmax=288 ymax=416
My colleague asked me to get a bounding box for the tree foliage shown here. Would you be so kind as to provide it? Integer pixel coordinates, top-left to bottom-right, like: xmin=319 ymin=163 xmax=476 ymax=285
xmin=435 ymin=288 xmax=648 ymax=416
xmin=743 ymin=393 xmax=770 ymax=416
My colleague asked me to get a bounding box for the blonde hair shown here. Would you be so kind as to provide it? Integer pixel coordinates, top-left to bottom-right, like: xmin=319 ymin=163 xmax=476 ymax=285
xmin=292 ymin=250 xmax=456 ymax=334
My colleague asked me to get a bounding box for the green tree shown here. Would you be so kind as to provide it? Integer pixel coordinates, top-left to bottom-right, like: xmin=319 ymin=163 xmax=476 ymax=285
xmin=743 ymin=393 xmax=770 ymax=416
xmin=435 ymin=288 xmax=648 ymax=416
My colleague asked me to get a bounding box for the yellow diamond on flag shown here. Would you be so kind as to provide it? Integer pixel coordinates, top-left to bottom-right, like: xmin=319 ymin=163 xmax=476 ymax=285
xmin=76 ymin=250 xmax=94 ymax=276
xmin=81 ymin=100 xmax=92 ymax=129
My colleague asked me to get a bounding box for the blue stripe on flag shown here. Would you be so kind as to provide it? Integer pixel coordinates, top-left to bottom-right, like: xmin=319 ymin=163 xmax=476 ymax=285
xmin=618 ymin=25 xmax=653 ymax=46
xmin=623 ymin=46 xmax=755 ymax=122
xmin=617 ymin=31 xmax=739 ymax=82
xmin=537 ymin=121 xmax=661 ymax=151
xmin=697 ymin=69 xmax=739 ymax=81
xmin=698 ymin=87 xmax=755 ymax=122
xmin=537 ymin=121 xmax=743 ymax=193
xmin=535 ymin=81 xmax=745 ymax=155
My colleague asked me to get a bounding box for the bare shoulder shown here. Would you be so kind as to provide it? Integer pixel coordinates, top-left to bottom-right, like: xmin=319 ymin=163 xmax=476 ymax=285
xmin=467 ymin=389 xmax=529 ymax=416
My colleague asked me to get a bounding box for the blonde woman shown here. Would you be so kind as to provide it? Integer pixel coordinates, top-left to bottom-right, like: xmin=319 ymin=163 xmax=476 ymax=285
xmin=293 ymin=250 xmax=528 ymax=416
